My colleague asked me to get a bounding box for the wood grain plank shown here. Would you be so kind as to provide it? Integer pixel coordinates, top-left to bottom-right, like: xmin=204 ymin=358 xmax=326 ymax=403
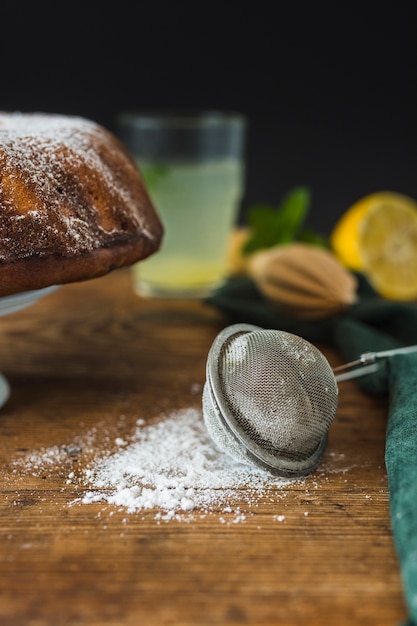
xmin=0 ymin=268 xmax=408 ymax=626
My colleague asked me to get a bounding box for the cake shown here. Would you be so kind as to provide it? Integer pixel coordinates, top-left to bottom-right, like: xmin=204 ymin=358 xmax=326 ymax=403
xmin=0 ymin=112 xmax=164 ymax=296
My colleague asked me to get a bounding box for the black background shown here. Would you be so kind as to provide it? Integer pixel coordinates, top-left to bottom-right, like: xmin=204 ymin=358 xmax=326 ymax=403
xmin=2 ymin=2 xmax=416 ymax=235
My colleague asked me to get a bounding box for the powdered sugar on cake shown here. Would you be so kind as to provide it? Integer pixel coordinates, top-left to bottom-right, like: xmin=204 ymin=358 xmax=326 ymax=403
xmin=0 ymin=112 xmax=156 ymax=260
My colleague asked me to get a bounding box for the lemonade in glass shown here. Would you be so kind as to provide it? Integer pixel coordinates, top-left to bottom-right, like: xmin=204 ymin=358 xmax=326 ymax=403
xmin=117 ymin=111 xmax=247 ymax=297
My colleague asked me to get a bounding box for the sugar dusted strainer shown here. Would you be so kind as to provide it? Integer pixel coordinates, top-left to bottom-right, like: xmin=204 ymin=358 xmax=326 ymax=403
xmin=202 ymin=323 xmax=417 ymax=477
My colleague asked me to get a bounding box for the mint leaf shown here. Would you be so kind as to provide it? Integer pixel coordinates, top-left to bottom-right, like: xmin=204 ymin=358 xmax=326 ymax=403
xmin=278 ymin=186 xmax=311 ymax=237
xmin=243 ymin=186 xmax=314 ymax=254
xmin=243 ymin=204 xmax=285 ymax=252
xmin=139 ymin=164 xmax=170 ymax=189
xmin=297 ymin=227 xmax=329 ymax=248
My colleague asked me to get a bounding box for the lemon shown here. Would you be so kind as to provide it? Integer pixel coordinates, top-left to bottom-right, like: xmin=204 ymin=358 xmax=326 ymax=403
xmin=226 ymin=226 xmax=251 ymax=275
xmin=330 ymin=191 xmax=417 ymax=301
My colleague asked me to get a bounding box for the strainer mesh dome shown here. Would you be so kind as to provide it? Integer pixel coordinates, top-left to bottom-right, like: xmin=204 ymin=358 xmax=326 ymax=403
xmin=204 ymin=325 xmax=339 ymax=476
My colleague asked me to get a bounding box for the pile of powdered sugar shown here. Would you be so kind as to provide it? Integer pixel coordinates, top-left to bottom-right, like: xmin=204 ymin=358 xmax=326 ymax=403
xmin=78 ymin=408 xmax=299 ymax=522
xmin=11 ymin=407 xmax=315 ymax=523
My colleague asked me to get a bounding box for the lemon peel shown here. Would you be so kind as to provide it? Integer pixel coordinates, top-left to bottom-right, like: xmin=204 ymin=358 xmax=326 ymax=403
xmin=331 ymin=191 xmax=417 ymax=301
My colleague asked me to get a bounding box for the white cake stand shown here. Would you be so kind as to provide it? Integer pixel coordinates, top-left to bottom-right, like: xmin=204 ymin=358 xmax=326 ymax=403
xmin=0 ymin=285 xmax=60 ymax=408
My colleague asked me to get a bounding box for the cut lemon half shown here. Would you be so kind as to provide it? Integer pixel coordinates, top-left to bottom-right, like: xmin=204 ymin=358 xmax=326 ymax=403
xmin=330 ymin=191 xmax=417 ymax=301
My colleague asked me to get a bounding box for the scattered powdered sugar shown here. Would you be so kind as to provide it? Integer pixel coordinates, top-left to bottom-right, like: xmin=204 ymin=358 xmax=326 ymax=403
xmin=78 ymin=408 xmax=298 ymax=522
xmin=11 ymin=425 xmax=103 ymax=474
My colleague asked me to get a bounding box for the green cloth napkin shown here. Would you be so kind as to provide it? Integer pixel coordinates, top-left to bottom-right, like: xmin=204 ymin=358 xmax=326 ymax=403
xmin=206 ymin=275 xmax=417 ymax=626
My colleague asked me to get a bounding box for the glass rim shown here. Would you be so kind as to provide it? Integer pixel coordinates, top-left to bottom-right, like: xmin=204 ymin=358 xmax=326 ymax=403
xmin=116 ymin=109 xmax=247 ymax=130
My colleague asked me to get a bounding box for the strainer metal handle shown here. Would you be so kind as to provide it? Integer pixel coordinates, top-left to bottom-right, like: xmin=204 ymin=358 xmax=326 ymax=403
xmin=334 ymin=345 xmax=417 ymax=382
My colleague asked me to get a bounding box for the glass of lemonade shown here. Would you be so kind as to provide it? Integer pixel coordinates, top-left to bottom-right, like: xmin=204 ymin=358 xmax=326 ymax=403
xmin=116 ymin=111 xmax=247 ymax=297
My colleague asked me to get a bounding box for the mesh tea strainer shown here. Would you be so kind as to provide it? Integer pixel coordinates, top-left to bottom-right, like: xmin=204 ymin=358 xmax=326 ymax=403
xmin=202 ymin=323 xmax=417 ymax=477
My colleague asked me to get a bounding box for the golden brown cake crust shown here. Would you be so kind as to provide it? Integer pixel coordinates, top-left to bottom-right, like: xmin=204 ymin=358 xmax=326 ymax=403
xmin=0 ymin=112 xmax=163 ymax=296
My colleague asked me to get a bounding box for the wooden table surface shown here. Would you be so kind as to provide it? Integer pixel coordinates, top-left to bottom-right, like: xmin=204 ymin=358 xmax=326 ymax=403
xmin=0 ymin=268 xmax=408 ymax=626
